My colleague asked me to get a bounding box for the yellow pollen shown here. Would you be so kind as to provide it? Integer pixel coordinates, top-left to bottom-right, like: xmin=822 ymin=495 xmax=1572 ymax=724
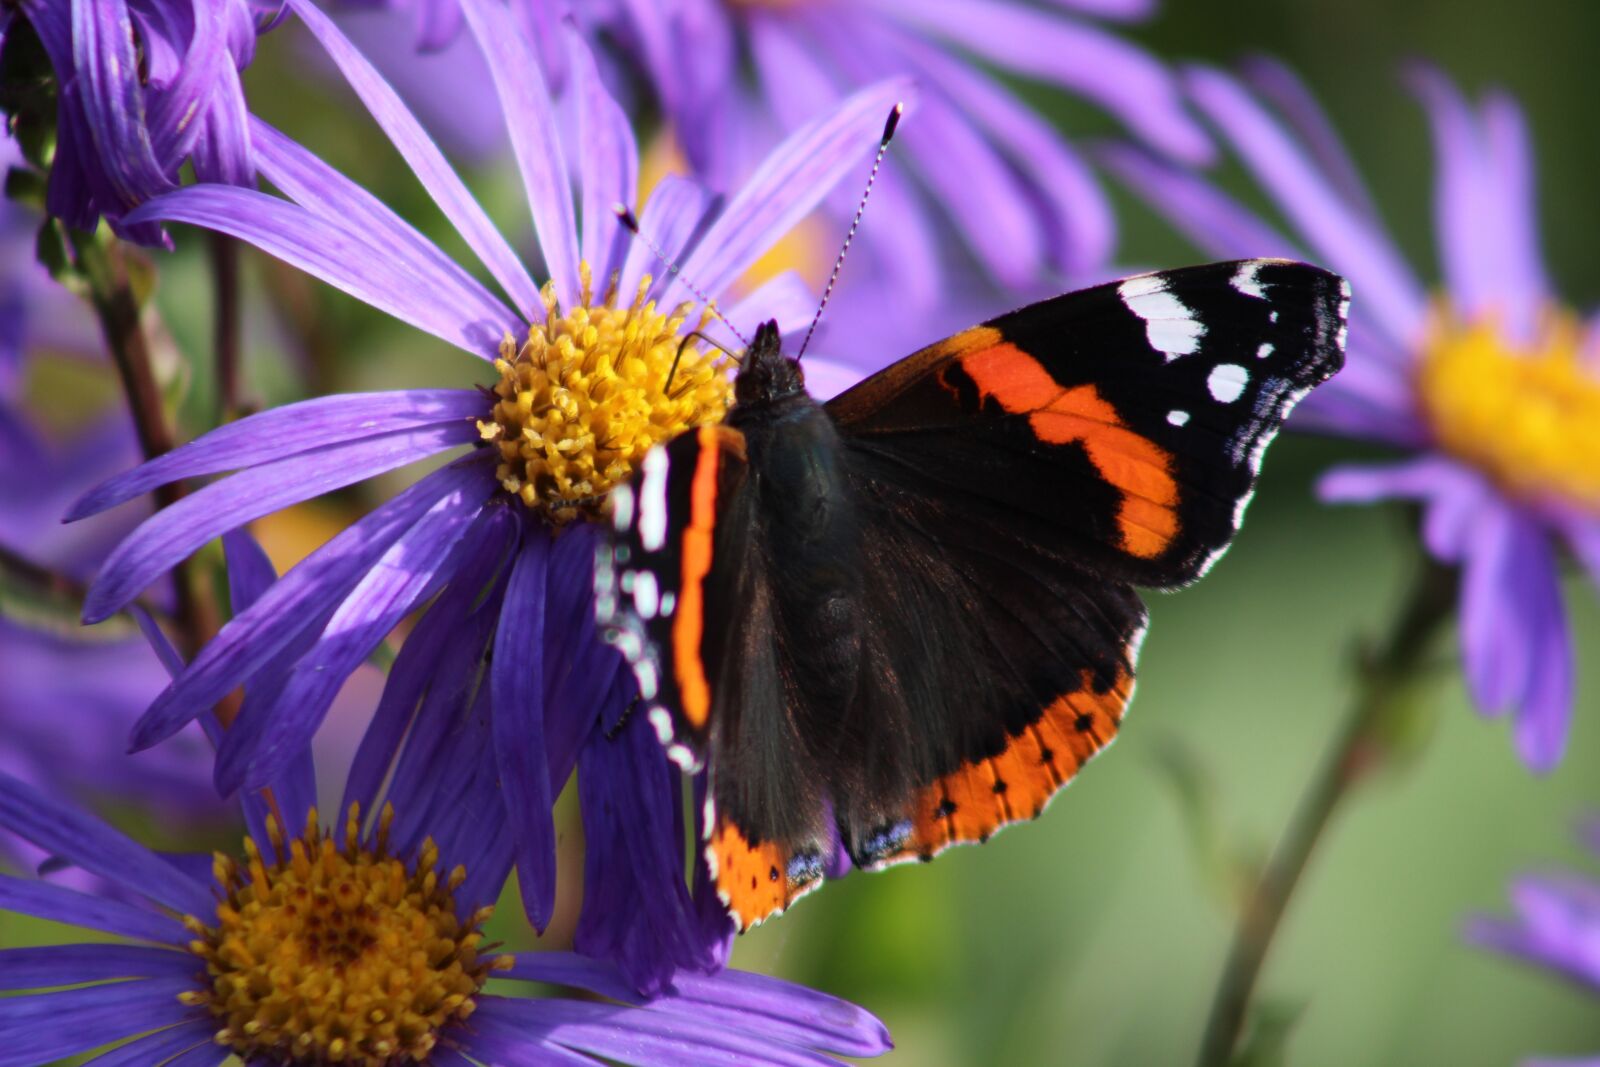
xmin=1418 ymin=306 xmax=1600 ymax=513
xmin=184 ymin=804 xmax=511 ymax=1067
xmin=477 ymin=262 xmax=735 ymax=522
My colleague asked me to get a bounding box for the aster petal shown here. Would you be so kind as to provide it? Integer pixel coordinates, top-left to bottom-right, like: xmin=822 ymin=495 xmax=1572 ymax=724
xmin=143 ymin=1 xmax=225 ymax=167
xmin=476 ymin=996 xmax=859 ymax=1067
xmin=491 ymin=533 xmax=558 ymax=932
xmin=0 ymin=944 xmax=199 ymax=990
xmin=0 ymin=980 xmax=200 ymax=1067
xmin=540 ymin=523 xmax=622 ymax=785
xmin=71 ymin=0 xmax=173 ymax=208
xmin=143 ymin=1041 xmax=227 ymax=1067
xmin=126 ymin=458 xmax=495 ymax=751
xmin=250 ymin=119 xmax=515 ymax=333
xmin=190 ymin=61 xmax=253 ymax=189
xmin=84 ymin=421 xmax=477 ymax=623
xmin=1408 ymin=67 xmax=1498 ymax=323
xmin=0 ymin=876 xmax=186 ymax=944
xmin=215 ymin=471 xmax=495 ymax=792
xmin=459 ymin=0 xmax=580 ymax=310
xmin=341 ymin=509 xmax=517 ymax=819
xmin=874 ymin=0 xmax=1210 ymax=162
xmin=1317 ymin=456 xmax=1490 ymax=560
xmin=1460 ymin=502 xmax=1527 ymax=717
xmin=567 ymin=25 xmax=637 ymax=285
xmin=622 ymin=176 xmax=714 ymax=302
xmin=1504 ymin=522 xmax=1572 ymax=771
xmin=1240 ymin=56 xmax=1382 ymax=224
xmin=796 ymin=356 xmax=869 ymax=402
xmin=506 ymin=953 xmax=893 ymax=1057
xmin=68 ymin=389 xmax=483 ymax=521
xmin=1481 ymin=89 xmax=1551 ymax=340
xmin=809 ymin=18 xmax=1040 ymax=286
xmin=80 ymin=1020 xmax=217 ymax=1067
xmin=895 ymin=29 xmax=1114 ymax=273
xmin=284 ymin=0 xmax=542 ymax=320
xmin=0 ymin=773 xmax=213 ymax=917
xmin=124 ymin=188 xmax=505 ymax=357
xmin=722 ymin=272 xmax=818 ymax=349
xmin=1186 ymin=64 xmax=1427 ymax=350
xmin=673 ymin=78 xmax=912 ymax=305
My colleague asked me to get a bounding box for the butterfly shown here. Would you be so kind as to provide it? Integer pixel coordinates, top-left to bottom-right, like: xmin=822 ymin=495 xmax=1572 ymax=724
xmin=594 ymin=259 xmax=1348 ymax=930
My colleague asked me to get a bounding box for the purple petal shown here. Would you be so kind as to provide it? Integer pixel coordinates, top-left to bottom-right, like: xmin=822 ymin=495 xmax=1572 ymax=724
xmin=126 ymin=458 xmax=495 ymax=750
xmin=80 ymin=1021 xmax=217 ymax=1067
xmin=491 ymin=533 xmax=558 ymax=932
xmin=875 ymin=0 xmax=1210 ymax=162
xmin=459 ymin=0 xmax=581 ymax=308
xmin=69 ymin=389 xmax=483 ymax=521
xmin=1504 ymin=524 xmax=1571 ymax=771
xmin=673 ymin=77 xmax=912 ymax=305
xmin=341 ymin=509 xmax=516 ymax=819
xmin=1186 ymin=64 xmax=1427 ymax=351
xmin=71 ymin=0 xmax=173 ymax=208
xmin=723 ymin=272 xmax=817 ymax=349
xmin=215 ymin=470 xmax=495 ymax=791
xmin=0 ymin=773 xmax=213 ymax=917
xmin=1460 ymin=502 xmax=1526 ymax=717
xmin=1317 ymin=456 xmax=1491 ymax=561
xmin=0 ymin=875 xmax=187 ymax=944
xmin=222 ymin=528 xmax=277 ymax=612
xmin=1481 ymin=89 xmax=1550 ymax=342
xmin=85 ymin=421 xmax=477 ymax=623
xmin=476 ymin=996 xmax=857 ymax=1067
xmin=1240 ymin=56 xmax=1383 ymax=225
xmin=622 ymin=176 xmax=714 ymax=302
xmin=250 ymin=119 xmax=515 ymax=335
xmin=0 ymin=944 xmax=199 ymax=990
xmin=285 ymin=0 xmax=542 ymax=321
xmin=540 ymin=523 xmax=622 ymax=787
xmin=0 ymin=979 xmax=198 ymax=1066
xmin=141 ymin=1040 xmax=227 ymax=1067
xmin=124 ymin=187 xmax=507 ymax=357
xmin=566 ymin=25 xmax=637 ymax=285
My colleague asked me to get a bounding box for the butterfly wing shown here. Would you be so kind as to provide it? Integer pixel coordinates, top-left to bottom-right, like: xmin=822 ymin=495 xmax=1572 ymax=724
xmin=824 ymin=259 xmax=1347 ymax=865
xmin=595 ymin=423 xmax=833 ymax=926
xmin=826 ymin=259 xmax=1349 ymax=588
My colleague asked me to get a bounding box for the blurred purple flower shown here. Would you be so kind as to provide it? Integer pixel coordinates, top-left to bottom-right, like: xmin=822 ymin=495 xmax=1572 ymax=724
xmin=1103 ymin=61 xmax=1600 ymax=772
xmin=1467 ymin=818 xmax=1600 ymax=1067
xmin=0 ymin=708 xmax=892 ymax=1065
xmin=3 ymin=0 xmax=269 ymax=246
xmin=70 ymin=0 xmax=901 ymax=992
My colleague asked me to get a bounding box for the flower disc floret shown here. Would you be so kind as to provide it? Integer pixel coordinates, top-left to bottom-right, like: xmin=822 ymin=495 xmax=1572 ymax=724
xmin=182 ymin=804 xmax=510 ymax=1066
xmin=479 ymin=267 xmax=735 ymax=522
xmin=1418 ymin=307 xmax=1600 ymax=513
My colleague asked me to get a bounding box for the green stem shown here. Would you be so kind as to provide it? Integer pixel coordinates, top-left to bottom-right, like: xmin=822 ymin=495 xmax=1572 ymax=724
xmin=1194 ymin=552 xmax=1457 ymax=1067
xmin=209 ymin=232 xmax=242 ymax=422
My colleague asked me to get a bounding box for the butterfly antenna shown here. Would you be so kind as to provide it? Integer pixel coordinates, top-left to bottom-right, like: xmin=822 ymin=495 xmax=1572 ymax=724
xmin=795 ymin=102 xmax=904 ymax=361
xmin=613 ymin=205 xmax=751 ymax=349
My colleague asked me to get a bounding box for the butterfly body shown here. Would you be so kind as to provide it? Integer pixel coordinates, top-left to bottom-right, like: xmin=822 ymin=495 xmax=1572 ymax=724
xmin=596 ymin=260 xmax=1349 ymax=929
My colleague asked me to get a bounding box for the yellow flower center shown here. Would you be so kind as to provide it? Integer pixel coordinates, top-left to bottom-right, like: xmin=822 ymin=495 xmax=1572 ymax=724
xmin=1418 ymin=306 xmax=1600 ymax=513
xmin=477 ymin=264 xmax=735 ymax=523
xmin=181 ymin=805 xmax=510 ymax=1066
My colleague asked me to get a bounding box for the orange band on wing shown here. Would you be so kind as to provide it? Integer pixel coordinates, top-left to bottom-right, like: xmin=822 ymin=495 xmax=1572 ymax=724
xmin=879 ymin=666 xmax=1134 ymax=865
xmin=672 ymin=424 xmax=722 ymax=729
xmin=960 ymin=344 xmax=1179 ymax=558
xmin=707 ymin=815 xmax=823 ymax=931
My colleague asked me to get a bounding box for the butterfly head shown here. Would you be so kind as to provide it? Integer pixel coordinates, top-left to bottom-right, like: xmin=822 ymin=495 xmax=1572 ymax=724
xmin=734 ymin=319 xmax=806 ymax=407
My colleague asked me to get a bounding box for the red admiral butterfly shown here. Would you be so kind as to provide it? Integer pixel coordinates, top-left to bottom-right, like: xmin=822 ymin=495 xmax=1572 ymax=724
xmin=595 ymin=258 xmax=1348 ymax=930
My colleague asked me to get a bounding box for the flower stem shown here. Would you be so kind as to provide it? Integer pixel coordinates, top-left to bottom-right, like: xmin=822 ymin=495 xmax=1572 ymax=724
xmin=209 ymin=232 xmax=243 ymax=422
xmin=1195 ymin=551 xmax=1456 ymax=1067
xmin=72 ymin=229 xmax=225 ymax=690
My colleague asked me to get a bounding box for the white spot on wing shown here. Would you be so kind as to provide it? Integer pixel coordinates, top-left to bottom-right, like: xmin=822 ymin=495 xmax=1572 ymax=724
xmin=1231 ymin=261 xmax=1268 ymax=299
xmin=660 ymin=591 xmax=676 ymax=616
xmin=638 ymin=447 xmax=669 ymax=551
xmin=611 ymin=483 xmax=634 ymax=531
xmin=667 ymin=745 xmax=696 ymax=770
xmin=1167 ymin=410 xmax=1190 ymax=427
xmin=1257 ymin=342 xmax=1274 ymax=359
xmin=1208 ymin=363 xmax=1249 ymax=404
xmin=632 ymin=570 xmax=659 ymax=619
xmin=634 ymin=659 xmax=659 ymax=700
xmin=648 ymin=706 xmax=674 ymax=744
xmin=1119 ymin=275 xmax=1205 ymax=359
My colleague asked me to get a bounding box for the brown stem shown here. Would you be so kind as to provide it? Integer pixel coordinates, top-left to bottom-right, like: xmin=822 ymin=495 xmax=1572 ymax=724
xmin=210 ymin=232 xmax=242 ymax=421
xmin=1194 ymin=552 xmax=1457 ymax=1067
xmin=72 ymin=230 xmax=229 ymax=721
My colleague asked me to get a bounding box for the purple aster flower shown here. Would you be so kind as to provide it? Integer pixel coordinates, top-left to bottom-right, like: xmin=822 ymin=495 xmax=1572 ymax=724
xmin=1102 ymin=60 xmax=1600 ymax=771
xmin=587 ymin=0 xmax=1210 ymax=321
xmin=70 ymin=0 xmax=905 ymax=992
xmin=0 ymin=703 xmax=893 ymax=1065
xmin=1 ymin=0 xmax=269 ymax=246
xmin=1467 ymin=817 xmax=1600 ymax=1067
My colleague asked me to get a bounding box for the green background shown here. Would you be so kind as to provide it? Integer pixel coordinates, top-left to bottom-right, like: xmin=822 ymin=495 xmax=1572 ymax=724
xmin=7 ymin=1 xmax=1600 ymax=1064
